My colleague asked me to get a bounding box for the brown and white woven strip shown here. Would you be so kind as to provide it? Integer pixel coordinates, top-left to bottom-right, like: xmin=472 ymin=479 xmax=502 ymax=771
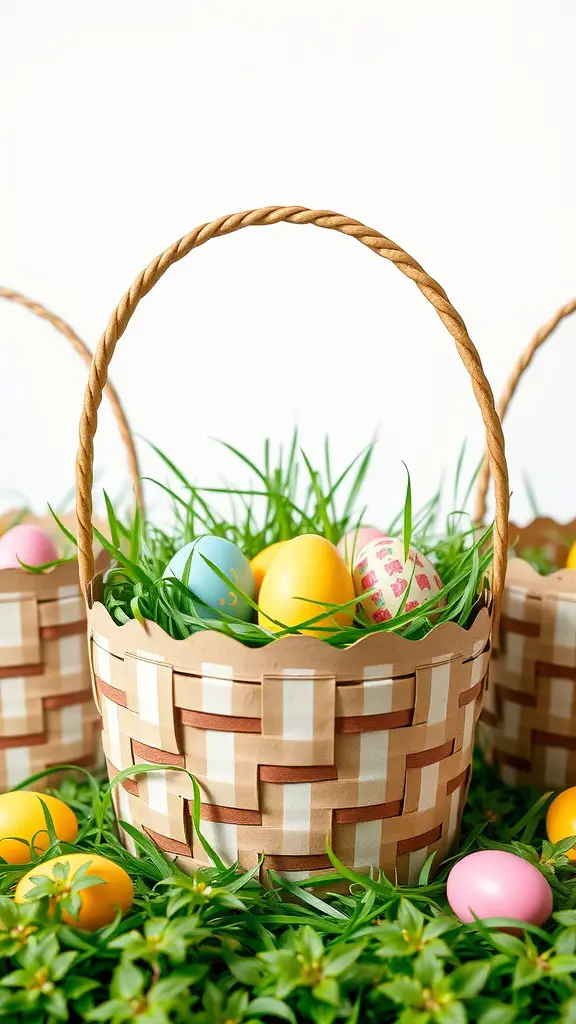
xmin=0 ymin=544 xmax=109 ymax=789
xmin=479 ymin=521 xmax=576 ymax=790
xmin=90 ymin=595 xmax=490 ymax=883
xmin=0 ymin=288 xmax=141 ymax=789
xmin=475 ymin=298 xmax=576 ymax=790
xmin=75 ymin=207 xmax=509 ymax=881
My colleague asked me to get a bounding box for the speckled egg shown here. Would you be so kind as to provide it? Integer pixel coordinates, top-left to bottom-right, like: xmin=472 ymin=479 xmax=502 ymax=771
xmin=164 ymin=535 xmax=256 ymax=621
xmin=447 ymin=850 xmax=553 ymax=927
xmin=353 ymin=535 xmax=443 ymax=624
xmin=337 ymin=526 xmax=386 ymax=566
xmin=0 ymin=524 xmax=59 ymax=570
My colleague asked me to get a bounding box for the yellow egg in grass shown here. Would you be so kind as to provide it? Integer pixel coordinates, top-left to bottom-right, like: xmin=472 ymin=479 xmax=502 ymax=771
xmin=0 ymin=791 xmax=78 ymax=865
xmin=250 ymin=540 xmax=288 ymax=597
xmin=15 ymin=853 xmax=134 ymax=931
xmin=258 ymin=534 xmax=355 ymax=638
xmin=546 ymin=787 xmax=576 ymax=861
xmin=567 ymin=541 xmax=576 ymax=570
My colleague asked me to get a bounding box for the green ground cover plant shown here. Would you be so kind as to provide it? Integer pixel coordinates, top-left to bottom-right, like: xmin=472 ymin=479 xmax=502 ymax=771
xmin=0 ymin=757 xmax=574 ymax=1024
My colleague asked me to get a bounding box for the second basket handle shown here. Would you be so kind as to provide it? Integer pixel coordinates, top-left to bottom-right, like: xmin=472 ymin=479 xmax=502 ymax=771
xmin=1 ymin=286 xmax=143 ymax=513
xmin=75 ymin=206 xmax=510 ymax=610
xmin=474 ymin=296 xmax=576 ymax=524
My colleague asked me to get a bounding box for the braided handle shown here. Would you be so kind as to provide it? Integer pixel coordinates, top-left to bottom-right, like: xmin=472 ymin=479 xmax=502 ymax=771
xmin=474 ymin=297 xmax=576 ymax=524
xmin=1 ymin=286 xmax=142 ymax=511
xmin=75 ymin=206 xmax=510 ymax=611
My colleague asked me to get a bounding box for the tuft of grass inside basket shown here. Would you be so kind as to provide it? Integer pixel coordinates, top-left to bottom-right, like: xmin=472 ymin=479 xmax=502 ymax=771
xmin=50 ymin=434 xmax=493 ymax=645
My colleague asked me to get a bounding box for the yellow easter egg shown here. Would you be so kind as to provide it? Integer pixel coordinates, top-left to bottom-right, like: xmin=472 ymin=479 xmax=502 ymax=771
xmin=0 ymin=791 xmax=78 ymax=865
xmin=15 ymin=852 xmax=133 ymax=931
xmin=250 ymin=541 xmax=288 ymax=597
xmin=546 ymin=787 xmax=576 ymax=860
xmin=258 ymin=534 xmax=355 ymax=638
xmin=567 ymin=541 xmax=576 ymax=570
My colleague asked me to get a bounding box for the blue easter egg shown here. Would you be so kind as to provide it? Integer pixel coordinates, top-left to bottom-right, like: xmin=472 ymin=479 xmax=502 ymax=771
xmin=164 ymin=535 xmax=255 ymax=622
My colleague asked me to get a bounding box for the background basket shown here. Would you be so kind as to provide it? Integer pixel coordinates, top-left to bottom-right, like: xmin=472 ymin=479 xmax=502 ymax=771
xmin=0 ymin=287 xmax=141 ymax=790
xmin=75 ymin=207 xmax=510 ymax=883
xmin=475 ymin=298 xmax=576 ymax=790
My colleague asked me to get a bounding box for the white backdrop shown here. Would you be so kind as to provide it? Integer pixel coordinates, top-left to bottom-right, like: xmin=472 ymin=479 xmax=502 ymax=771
xmin=1 ymin=1 xmax=575 ymax=532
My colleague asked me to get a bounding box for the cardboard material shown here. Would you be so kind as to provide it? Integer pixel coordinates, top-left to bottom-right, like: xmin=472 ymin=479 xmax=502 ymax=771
xmin=89 ymin=576 xmax=492 ymax=884
xmin=0 ymin=514 xmax=107 ymax=789
xmin=480 ymin=518 xmax=576 ymax=790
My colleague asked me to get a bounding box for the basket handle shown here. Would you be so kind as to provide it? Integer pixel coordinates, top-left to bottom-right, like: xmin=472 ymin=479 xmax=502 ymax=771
xmin=1 ymin=286 xmax=143 ymax=513
xmin=474 ymin=297 xmax=576 ymax=524
xmin=75 ymin=206 xmax=510 ymax=611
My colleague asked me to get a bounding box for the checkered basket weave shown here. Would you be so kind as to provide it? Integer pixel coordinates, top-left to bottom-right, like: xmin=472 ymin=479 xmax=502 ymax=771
xmin=0 ymin=287 xmax=141 ymax=790
xmin=475 ymin=298 xmax=576 ymax=790
xmin=0 ymin=534 xmax=109 ymax=789
xmin=74 ymin=206 xmax=510 ymax=883
xmin=479 ymin=524 xmax=576 ymax=790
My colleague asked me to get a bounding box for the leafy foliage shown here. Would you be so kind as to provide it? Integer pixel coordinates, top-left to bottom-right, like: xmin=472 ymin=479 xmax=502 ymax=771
xmin=0 ymin=757 xmax=575 ymax=1022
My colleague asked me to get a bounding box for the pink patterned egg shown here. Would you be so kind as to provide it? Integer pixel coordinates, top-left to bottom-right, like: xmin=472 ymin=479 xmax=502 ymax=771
xmin=352 ymin=536 xmax=442 ymax=624
xmin=447 ymin=850 xmax=553 ymax=927
xmin=0 ymin=524 xmax=59 ymax=570
xmin=337 ymin=526 xmax=386 ymax=566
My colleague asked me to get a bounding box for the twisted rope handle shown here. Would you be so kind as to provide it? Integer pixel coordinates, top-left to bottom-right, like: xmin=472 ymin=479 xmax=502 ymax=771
xmin=474 ymin=296 xmax=576 ymax=524
xmin=75 ymin=206 xmax=510 ymax=612
xmin=1 ymin=286 xmax=143 ymax=512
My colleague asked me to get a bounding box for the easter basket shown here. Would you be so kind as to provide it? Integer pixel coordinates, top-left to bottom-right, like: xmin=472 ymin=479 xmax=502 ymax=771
xmin=475 ymin=297 xmax=576 ymax=790
xmin=0 ymin=287 xmax=141 ymax=791
xmin=76 ymin=206 xmax=509 ymax=884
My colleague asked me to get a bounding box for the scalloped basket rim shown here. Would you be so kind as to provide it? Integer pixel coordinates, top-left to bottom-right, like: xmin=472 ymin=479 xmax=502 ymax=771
xmin=87 ymin=574 xmax=493 ymax=661
xmin=0 ymin=549 xmax=108 ymax=591
xmin=506 ymin=557 xmax=576 ymax=590
xmin=510 ymin=514 xmax=576 ymax=536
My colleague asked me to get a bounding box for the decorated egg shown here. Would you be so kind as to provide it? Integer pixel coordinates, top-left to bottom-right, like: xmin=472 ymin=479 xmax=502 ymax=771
xmin=0 ymin=524 xmax=58 ymax=570
xmin=258 ymin=534 xmax=355 ymax=638
xmin=566 ymin=542 xmax=576 ymax=570
xmin=546 ymin=787 xmax=576 ymax=860
xmin=15 ymin=853 xmax=133 ymax=931
xmin=447 ymin=850 xmax=553 ymax=927
xmin=337 ymin=525 xmax=386 ymax=566
xmin=0 ymin=791 xmax=78 ymax=864
xmin=250 ymin=540 xmax=288 ymax=597
xmin=164 ymin=535 xmax=255 ymax=621
xmin=353 ymin=536 xmax=442 ymax=624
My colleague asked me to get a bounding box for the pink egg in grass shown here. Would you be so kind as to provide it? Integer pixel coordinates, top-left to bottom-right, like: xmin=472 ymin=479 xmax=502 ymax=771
xmin=447 ymin=850 xmax=553 ymax=928
xmin=0 ymin=524 xmax=59 ymax=570
xmin=338 ymin=526 xmax=386 ymax=566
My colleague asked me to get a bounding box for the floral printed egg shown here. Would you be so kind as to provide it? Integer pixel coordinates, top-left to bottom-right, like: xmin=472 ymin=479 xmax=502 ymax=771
xmin=353 ymin=536 xmax=443 ymax=624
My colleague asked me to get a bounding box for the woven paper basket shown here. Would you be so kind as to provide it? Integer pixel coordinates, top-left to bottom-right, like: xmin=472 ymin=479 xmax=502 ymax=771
xmin=0 ymin=287 xmax=141 ymax=791
xmin=75 ymin=207 xmax=510 ymax=884
xmin=475 ymin=298 xmax=576 ymax=791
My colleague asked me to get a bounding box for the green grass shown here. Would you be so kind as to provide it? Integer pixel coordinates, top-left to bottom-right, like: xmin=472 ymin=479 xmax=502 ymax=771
xmin=0 ymin=756 xmax=576 ymax=1023
xmin=48 ymin=434 xmax=494 ymax=647
xmin=515 ymin=473 xmax=575 ymax=575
